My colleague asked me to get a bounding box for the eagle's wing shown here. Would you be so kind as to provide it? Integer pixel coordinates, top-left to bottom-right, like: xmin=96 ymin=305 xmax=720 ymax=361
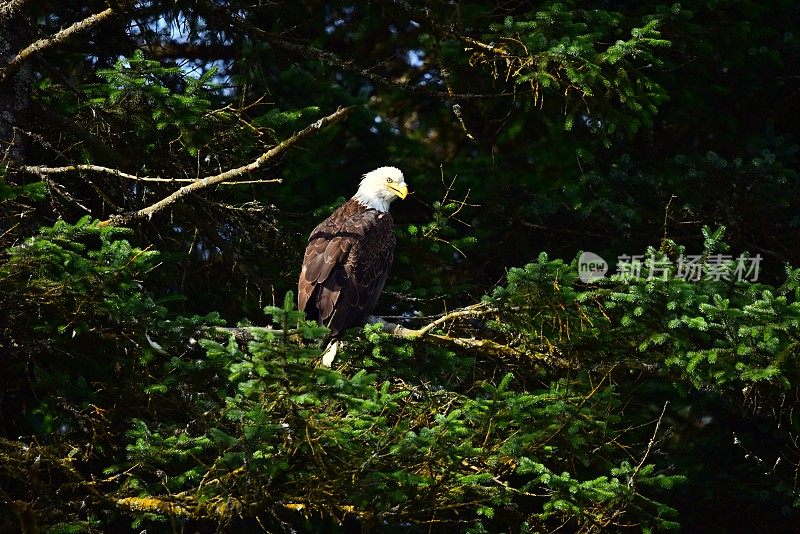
xmin=298 ymin=200 xmax=395 ymax=337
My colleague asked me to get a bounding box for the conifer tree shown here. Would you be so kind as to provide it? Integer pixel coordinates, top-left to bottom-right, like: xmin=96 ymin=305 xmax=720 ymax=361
xmin=1 ymin=1 xmax=799 ymax=531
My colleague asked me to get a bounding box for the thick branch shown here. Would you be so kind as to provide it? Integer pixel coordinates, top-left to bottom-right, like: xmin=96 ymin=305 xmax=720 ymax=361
xmin=205 ymin=302 xmax=552 ymax=365
xmin=412 ymin=303 xmax=497 ymax=337
xmin=101 ymin=106 xmax=353 ymax=226
xmin=376 ymin=314 xmax=550 ymax=362
xmin=365 ymin=304 xmax=499 ymax=340
xmin=0 ymin=7 xmax=116 ymax=85
xmin=0 ymin=0 xmax=30 ymax=21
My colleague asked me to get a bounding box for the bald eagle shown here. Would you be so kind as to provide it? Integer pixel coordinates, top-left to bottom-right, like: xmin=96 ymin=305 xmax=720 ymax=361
xmin=298 ymin=166 xmax=408 ymax=365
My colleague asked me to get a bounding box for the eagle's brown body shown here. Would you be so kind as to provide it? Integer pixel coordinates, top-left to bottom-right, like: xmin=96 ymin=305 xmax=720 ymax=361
xmin=298 ymin=198 xmax=395 ymax=337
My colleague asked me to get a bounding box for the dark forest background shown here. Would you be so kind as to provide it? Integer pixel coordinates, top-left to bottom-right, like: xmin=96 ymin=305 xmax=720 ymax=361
xmin=2 ymin=1 xmax=800 ymax=532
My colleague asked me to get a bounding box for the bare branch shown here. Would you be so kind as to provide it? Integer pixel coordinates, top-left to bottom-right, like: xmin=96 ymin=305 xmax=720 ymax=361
xmin=20 ymin=163 xmax=282 ymax=186
xmin=0 ymin=7 xmax=116 ymax=85
xmin=101 ymin=106 xmax=353 ymax=226
xmin=364 ymin=305 xmax=496 ymax=339
xmin=216 ymin=179 xmax=282 ymax=186
xmin=374 ymin=315 xmax=549 ymax=362
xmin=22 ymin=164 xmax=176 ymax=182
xmin=628 ymin=401 xmax=669 ymax=488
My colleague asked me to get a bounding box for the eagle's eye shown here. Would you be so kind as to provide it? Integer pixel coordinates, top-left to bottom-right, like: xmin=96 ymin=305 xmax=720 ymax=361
xmin=386 ymin=177 xmax=394 ymax=183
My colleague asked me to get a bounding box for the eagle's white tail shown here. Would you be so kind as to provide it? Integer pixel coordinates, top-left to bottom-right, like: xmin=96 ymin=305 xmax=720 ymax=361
xmin=321 ymin=340 xmax=339 ymax=367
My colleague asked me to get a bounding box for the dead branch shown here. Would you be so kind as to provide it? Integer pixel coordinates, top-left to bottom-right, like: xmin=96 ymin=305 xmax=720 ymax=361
xmin=628 ymin=401 xmax=669 ymax=488
xmin=428 ymin=332 xmax=547 ymax=361
xmin=100 ymin=106 xmax=353 ymax=226
xmin=204 ymin=302 xmax=551 ymax=364
xmin=216 ymin=179 xmax=281 ymax=186
xmin=0 ymin=7 xmax=116 ymax=85
xmin=22 ymin=164 xmax=178 ymax=182
xmin=20 ymin=163 xmax=282 ymax=186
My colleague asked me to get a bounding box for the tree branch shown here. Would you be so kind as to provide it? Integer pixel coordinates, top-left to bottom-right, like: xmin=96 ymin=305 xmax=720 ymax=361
xmin=20 ymin=163 xmax=282 ymax=186
xmin=628 ymin=401 xmax=669 ymax=489
xmin=207 ymin=322 xmax=549 ymax=364
xmin=205 ymin=302 xmax=551 ymax=365
xmin=410 ymin=303 xmax=498 ymax=337
xmin=0 ymin=0 xmax=30 ymax=21
xmin=0 ymin=7 xmax=116 ymax=85
xmin=100 ymin=106 xmax=353 ymax=226
xmin=21 ymin=164 xmax=170 ymax=182
xmin=376 ymin=313 xmax=550 ymax=362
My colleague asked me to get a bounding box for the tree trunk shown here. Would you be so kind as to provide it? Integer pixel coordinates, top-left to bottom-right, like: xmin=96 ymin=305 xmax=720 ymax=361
xmin=0 ymin=2 xmax=32 ymax=165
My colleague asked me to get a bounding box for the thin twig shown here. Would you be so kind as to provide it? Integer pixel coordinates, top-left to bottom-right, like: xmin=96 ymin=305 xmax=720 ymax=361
xmin=628 ymin=401 xmax=669 ymax=489
xmin=22 ymin=164 xmax=183 ymax=182
xmin=218 ymin=179 xmax=281 ymax=186
xmin=662 ymin=194 xmax=676 ymax=240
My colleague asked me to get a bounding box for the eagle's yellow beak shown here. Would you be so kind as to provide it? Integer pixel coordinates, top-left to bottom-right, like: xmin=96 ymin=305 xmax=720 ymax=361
xmin=387 ymin=182 xmax=408 ymax=199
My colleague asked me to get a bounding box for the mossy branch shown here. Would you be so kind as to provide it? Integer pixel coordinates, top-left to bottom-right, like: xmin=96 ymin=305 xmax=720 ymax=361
xmin=0 ymin=0 xmax=31 ymax=20
xmin=205 ymin=302 xmax=552 ymax=363
xmin=0 ymin=7 xmax=117 ymax=85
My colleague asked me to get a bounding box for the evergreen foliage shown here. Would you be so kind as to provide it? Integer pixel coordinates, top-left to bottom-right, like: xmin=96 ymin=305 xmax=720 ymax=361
xmin=2 ymin=0 xmax=800 ymax=531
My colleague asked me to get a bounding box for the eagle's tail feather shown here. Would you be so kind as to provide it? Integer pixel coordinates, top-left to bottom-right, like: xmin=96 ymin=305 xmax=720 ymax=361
xmin=320 ymin=340 xmax=339 ymax=367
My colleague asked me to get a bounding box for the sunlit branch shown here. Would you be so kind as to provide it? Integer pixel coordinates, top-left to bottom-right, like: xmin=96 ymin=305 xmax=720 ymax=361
xmin=20 ymin=163 xmax=282 ymax=186
xmin=0 ymin=0 xmax=30 ymax=20
xmin=206 ymin=303 xmax=551 ymax=364
xmin=0 ymin=7 xmax=116 ymax=85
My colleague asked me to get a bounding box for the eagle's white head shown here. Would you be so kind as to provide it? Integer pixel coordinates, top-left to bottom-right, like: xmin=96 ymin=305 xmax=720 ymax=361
xmin=353 ymin=166 xmax=408 ymax=212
